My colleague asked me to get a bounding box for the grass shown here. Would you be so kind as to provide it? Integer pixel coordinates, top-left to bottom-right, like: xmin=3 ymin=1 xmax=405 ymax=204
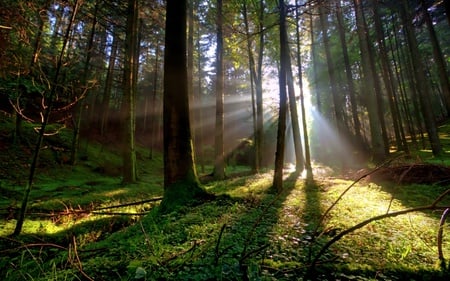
xmin=1 ymin=116 xmax=450 ymax=280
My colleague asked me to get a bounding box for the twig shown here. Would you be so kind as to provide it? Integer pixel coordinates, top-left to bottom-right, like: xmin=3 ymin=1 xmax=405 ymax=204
xmin=313 ymin=154 xmax=404 ymax=238
xmin=310 ymin=203 xmax=450 ymax=269
xmin=438 ymin=208 xmax=450 ymax=262
xmin=91 ymin=211 xmax=149 ymax=216
xmin=214 ymin=224 xmax=227 ymax=265
xmin=0 ymin=242 xmax=67 ymax=254
xmin=71 ymin=236 xmax=94 ymax=281
xmin=387 ymin=162 xmax=416 ymax=213
xmin=94 ymin=197 xmax=162 ymax=210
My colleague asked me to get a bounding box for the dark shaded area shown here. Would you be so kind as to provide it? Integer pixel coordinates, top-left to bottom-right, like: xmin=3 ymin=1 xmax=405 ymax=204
xmin=368 ymin=163 xmax=450 ymax=185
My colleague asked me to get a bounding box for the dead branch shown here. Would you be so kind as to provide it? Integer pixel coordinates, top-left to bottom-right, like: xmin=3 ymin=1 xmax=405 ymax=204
xmin=310 ymin=193 xmax=450 ymax=269
xmin=70 ymin=236 xmax=94 ymax=281
xmin=313 ymin=154 xmax=405 ymax=238
xmin=214 ymin=224 xmax=227 ymax=265
xmin=94 ymin=197 xmax=162 ymax=210
xmin=438 ymin=208 xmax=450 ymax=262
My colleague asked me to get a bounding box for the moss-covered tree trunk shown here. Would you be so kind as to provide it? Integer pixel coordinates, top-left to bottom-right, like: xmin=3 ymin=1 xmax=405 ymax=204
xmin=121 ymin=0 xmax=138 ymax=184
xmin=161 ymin=0 xmax=211 ymax=212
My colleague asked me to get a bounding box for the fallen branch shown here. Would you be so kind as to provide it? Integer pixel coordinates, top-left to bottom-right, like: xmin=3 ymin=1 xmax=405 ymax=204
xmin=214 ymin=224 xmax=227 ymax=265
xmin=438 ymin=208 xmax=450 ymax=262
xmin=313 ymin=154 xmax=404 ymax=238
xmin=94 ymin=197 xmax=162 ymax=210
xmin=310 ymin=189 xmax=450 ymax=269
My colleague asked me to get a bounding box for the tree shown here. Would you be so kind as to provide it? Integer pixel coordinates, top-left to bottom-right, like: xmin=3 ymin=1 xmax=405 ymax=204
xmin=335 ymin=0 xmax=364 ymax=148
xmin=161 ymin=0 xmax=212 ymax=212
xmin=213 ymin=0 xmax=225 ymax=180
xmin=273 ymin=0 xmax=289 ymax=193
xmin=121 ymin=0 xmax=139 ymax=183
xmin=372 ymin=0 xmax=407 ymax=152
xmin=353 ymin=0 xmax=387 ymax=162
xmin=295 ymin=0 xmax=313 ymax=181
xmin=399 ymin=0 xmax=442 ymax=156
xmin=419 ymin=0 xmax=450 ymax=117
xmin=13 ymin=0 xmax=81 ymax=236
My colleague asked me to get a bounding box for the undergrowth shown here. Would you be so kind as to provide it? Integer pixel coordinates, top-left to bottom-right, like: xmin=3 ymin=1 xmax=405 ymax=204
xmin=1 ymin=116 xmax=450 ymax=280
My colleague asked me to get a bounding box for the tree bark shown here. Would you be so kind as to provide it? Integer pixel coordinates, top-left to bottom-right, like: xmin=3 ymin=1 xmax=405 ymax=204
xmin=100 ymin=30 xmax=118 ymax=136
xmin=399 ymin=0 xmax=442 ymax=156
xmin=14 ymin=0 xmax=80 ymax=236
xmin=213 ymin=0 xmax=225 ymax=180
xmin=121 ymin=0 xmax=138 ymax=183
xmin=420 ymin=0 xmax=450 ymax=117
xmin=372 ymin=0 xmax=407 ymax=152
xmin=335 ymin=0 xmax=364 ymax=148
xmin=161 ymin=0 xmax=211 ymax=212
xmin=353 ymin=0 xmax=387 ymax=162
xmin=273 ymin=0 xmax=288 ymax=193
xmin=296 ymin=0 xmax=313 ymax=181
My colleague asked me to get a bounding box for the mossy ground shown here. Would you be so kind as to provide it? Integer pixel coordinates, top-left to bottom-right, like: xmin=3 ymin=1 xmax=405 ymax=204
xmin=1 ymin=115 xmax=450 ymax=280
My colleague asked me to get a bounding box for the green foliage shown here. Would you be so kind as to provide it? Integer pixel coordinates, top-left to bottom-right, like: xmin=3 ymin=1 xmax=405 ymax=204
xmin=2 ymin=115 xmax=450 ymax=280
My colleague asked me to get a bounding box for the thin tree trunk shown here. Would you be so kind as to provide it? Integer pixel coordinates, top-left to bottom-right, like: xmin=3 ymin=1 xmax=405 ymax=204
xmin=399 ymin=0 xmax=442 ymax=155
xmin=213 ymin=0 xmax=225 ymax=180
xmin=372 ymin=0 xmax=406 ymax=152
xmin=319 ymin=3 xmax=344 ymax=129
xmin=149 ymin=43 xmax=160 ymax=159
xmin=353 ymin=0 xmax=386 ymax=162
xmin=13 ymin=0 xmax=80 ymax=236
xmin=335 ymin=0 xmax=363 ymax=147
xmin=196 ymin=24 xmax=205 ymax=173
xmin=296 ymin=0 xmax=313 ymax=181
xmin=273 ymin=0 xmax=288 ymax=193
xmin=101 ymin=30 xmax=118 ymax=136
xmin=420 ymin=0 xmax=450 ymax=116
xmin=70 ymin=0 xmax=98 ymax=165
xmin=242 ymin=1 xmax=259 ymax=172
xmin=121 ymin=0 xmax=138 ymax=183
xmin=286 ymin=56 xmax=304 ymax=172
xmin=309 ymin=12 xmax=321 ymax=113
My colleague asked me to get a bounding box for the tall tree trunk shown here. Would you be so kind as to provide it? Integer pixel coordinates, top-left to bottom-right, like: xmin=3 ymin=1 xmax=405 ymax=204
xmin=389 ymin=13 xmax=418 ymax=147
xmin=100 ymin=30 xmax=118 ymax=136
xmin=70 ymin=0 xmax=99 ymax=165
xmin=309 ymin=12 xmax=321 ymax=113
xmin=255 ymin=0 xmax=265 ymax=169
xmin=296 ymin=0 xmax=313 ymax=181
xmin=213 ymin=0 xmax=225 ymax=180
xmin=420 ymin=0 xmax=450 ymax=116
xmin=319 ymin=2 xmax=344 ymax=129
xmin=273 ymin=0 xmax=288 ymax=193
xmin=286 ymin=55 xmax=304 ymax=172
xmin=335 ymin=0 xmax=364 ymax=148
xmin=161 ymin=0 xmax=211 ymax=212
xmin=242 ymin=1 xmax=261 ymax=172
xmin=149 ymin=43 xmax=160 ymax=160
xmin=353 ymin=0 xmax=386 ymax=162
xmin=372 ymin=0 xmax=406 ymax=152
xmin=399 ymin=0 xmax=442 ymax=155
xmin=121 ymin=0 xmax=138 ymax=183
xmin=13 ymin=0 xmax=80 ymax=236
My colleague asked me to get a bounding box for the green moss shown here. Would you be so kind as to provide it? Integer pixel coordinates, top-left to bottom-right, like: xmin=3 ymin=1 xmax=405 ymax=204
xmin=159 ymin=174 xmax=214 ymax=213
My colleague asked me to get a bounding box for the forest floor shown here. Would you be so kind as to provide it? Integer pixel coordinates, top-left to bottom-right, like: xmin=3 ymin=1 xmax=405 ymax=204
xmin=1 ymin=115 xmax=450 ymax=280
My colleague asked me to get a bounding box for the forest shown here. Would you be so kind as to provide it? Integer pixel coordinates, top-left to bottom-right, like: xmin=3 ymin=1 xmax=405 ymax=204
xmin=1 ymin=0 xmax=450 ymax=280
